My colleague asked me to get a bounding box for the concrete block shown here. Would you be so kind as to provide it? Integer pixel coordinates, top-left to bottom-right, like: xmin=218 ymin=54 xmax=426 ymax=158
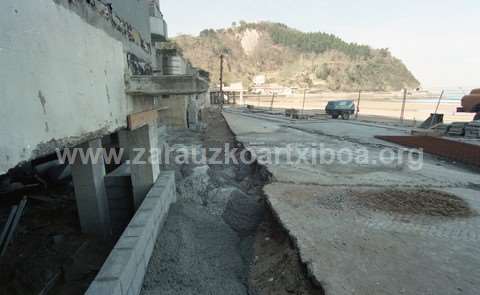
xmin=131 ymin=264 xmax=147 ymax=295
xmin=84 ymin=170 xmax=176 ymax=295
xmin=144 ymin=235 xmax=155 ymax=263
xmin=118 ymin=124 xmax=161 ymax=209
xmin=96 ymin=248 xmax=137 ymax=294
xmin=71 ymin=139 xmax=112 ymax=238
xmin=130 ymin=210 xmax=152 ymax=227
xmin=123 ymin=225 xmax=143 ymax=238
xmin=105 ymin=163 xmax=135 ymax=237
xmin=85 ymin=279 xmax=122 ymax=295
xmin=115 ymin=236 xmax=139 ymax=250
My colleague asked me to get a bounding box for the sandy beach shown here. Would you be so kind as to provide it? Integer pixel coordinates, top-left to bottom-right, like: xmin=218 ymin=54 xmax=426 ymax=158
xmin=242 ymin=91 xmax=475 ymax=125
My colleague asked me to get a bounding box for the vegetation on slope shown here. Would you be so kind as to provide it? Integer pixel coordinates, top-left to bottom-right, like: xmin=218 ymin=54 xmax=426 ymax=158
xmin=173 ymin=22 xmax=420 ymax=91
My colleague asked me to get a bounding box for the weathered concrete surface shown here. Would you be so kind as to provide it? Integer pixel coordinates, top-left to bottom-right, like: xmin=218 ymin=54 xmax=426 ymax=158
xmin=223 ymin=109 xmax=480 ymax=295
xmin=119 ymin=124 xmax=161 ymax=209
xmin=223 ymin=110 xmax=480 ymax=188
xmin=126 ymin=75 xmax=209 ymax=96
xmin=71 ymin=139 xmax=112 ymax=238
xmin=0 ymin=1 xmax=127 ymax=174
xmin=265 ymin=184 xmax=480 ymax=295
xmin=109 ymin=0 xmax=151 ymax=44
xmin=0 ymin=0 xmax=163 ymax=174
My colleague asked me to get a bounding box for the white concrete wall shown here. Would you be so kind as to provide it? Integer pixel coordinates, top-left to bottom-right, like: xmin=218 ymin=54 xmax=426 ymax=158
xmin=0 ymin=1 xmax=132 ymax=174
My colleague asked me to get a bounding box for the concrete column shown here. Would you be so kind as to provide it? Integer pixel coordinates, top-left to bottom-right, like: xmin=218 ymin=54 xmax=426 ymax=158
xmin=71 ymin=139 xmax=112 ymax=238
xmin=119 ymin=123 xmax=160 ymax=209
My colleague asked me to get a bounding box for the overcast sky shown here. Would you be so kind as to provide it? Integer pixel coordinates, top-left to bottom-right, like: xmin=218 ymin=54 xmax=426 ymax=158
xmin=161 ymin=0 xmax=478 ymax=89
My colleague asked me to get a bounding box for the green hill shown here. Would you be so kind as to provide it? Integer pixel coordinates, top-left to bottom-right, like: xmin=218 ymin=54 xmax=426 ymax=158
xmin=173 ymin=22 xmax=420 ymax=91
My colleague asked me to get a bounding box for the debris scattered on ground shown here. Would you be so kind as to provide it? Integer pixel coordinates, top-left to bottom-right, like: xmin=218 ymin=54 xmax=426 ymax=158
xmin=0 ymin=197 xmax=28 ymax=257
xmin=0 ymin=186 xmax=114 ymax=295
xmin=353 ymin=189 xmax=476 ymax=217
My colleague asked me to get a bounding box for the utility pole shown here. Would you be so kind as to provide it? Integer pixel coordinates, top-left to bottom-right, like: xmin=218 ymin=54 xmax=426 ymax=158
xmin=400 ymin=88 xmax=407 ymax=123
xmin=219 ymin=54 xmax=224 ymax=106
xmin=430 ymin=90 xmax=445 ymax=128
xmin=270 ymin=93 xmax=276 ymax=111
xmin=301 ymin=88 xmax=307 ymax=116
xmin=355 ymin=90 xmax=362 ymax=120
xmin=434 ymin=90 xmax=445 ymax=115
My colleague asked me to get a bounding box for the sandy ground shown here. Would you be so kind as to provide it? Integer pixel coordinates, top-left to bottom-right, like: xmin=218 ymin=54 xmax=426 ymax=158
xmin=243 ymin=93 xmax=476 ymax=124
xmin=223 ymin=108 xmax=480 ymax=295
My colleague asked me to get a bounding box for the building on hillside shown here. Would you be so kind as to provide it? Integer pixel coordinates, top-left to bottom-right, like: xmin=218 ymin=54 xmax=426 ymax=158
xmin=253 ymin=74 xmax=266 ymax=86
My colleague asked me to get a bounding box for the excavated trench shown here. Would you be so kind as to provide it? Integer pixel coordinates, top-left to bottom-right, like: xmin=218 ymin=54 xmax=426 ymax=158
xmin=141 ymin=109 xmax=324 ymax=295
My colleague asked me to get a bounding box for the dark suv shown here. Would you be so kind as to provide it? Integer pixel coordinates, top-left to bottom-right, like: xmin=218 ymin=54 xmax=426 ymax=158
xmin=325 ymin=100 xmax=355 ymax=120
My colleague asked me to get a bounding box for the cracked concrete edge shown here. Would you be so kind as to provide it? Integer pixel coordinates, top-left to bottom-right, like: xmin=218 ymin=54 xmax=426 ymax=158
xmin=263 ymin=195 xmax=325 ymax=290
xmin=221 ymin=110 xmax=325 ymax=290
xmin=85 ymin=171 xmax=176 ymax=295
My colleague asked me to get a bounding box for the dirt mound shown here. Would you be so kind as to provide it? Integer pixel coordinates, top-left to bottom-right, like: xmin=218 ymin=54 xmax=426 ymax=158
xmin=354 ymin=189 xmax=476 ymax=217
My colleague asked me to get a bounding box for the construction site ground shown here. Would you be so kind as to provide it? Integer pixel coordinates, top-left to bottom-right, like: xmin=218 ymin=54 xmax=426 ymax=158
xmin=223 ymin=107 xmax=480 ymax=295
xmin=141 ymin=108 xmax=323 ymax=295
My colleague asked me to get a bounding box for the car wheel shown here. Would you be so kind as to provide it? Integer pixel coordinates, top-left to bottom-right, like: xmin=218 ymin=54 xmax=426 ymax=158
xmin=341 ymin=113 xmax=350 ymax=120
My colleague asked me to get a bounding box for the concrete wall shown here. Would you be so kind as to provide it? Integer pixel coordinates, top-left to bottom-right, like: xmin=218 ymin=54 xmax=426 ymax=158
xmin=110 ymin=0 xmax=151 ymax=44
xmin=157 ymin=95 xmax=189 ymax=128
xmin=0 ymin=1 xmax=154 ymax=174
xmin=86 ymin=170 xmax=176 ymax=295
xmin=126 ymin=74 xmax=209 ymax=96
xmin=157 ymin=93 xmax=209 ymax=129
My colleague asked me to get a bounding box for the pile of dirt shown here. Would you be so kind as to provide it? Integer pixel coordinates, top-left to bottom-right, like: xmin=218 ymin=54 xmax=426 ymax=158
xmin=354 ymin=189 xmax=476 ymax=217
xmin=142 ymin=202 xmax=250 ymax=295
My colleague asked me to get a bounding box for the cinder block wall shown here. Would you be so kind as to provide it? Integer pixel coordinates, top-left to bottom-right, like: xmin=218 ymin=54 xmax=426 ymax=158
xmin=86 ymin=171 xmax=176 ymax=295
xmin=105 ymin=164 xmax=135 ymax=237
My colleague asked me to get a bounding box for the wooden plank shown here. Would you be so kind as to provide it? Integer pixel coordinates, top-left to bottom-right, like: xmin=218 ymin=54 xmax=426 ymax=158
xmin=0 ymin=206 xmax=18 ymax=250
xmin=127 ymin=107 xmax=168 ymax=130
xmin=1 ymin=197 xmax=27 ymax=257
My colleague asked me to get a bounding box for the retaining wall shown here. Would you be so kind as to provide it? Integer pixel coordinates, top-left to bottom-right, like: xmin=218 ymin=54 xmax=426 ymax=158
xmin=85 ymin=170 xmax=176 ymax=295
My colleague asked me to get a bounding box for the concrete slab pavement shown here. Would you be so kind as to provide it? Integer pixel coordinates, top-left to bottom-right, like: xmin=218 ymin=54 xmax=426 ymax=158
xmin=223 ymin=110 xmax=480 ymax=295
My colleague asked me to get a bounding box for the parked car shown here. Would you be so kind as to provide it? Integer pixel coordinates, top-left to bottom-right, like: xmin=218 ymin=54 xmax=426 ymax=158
xmin=325 ymin=100 xmax=355 ymax=120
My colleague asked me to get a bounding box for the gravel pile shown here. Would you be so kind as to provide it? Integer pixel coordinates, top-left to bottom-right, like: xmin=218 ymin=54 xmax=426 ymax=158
xmin=142 ymin=202 xmax=249 ymax=295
